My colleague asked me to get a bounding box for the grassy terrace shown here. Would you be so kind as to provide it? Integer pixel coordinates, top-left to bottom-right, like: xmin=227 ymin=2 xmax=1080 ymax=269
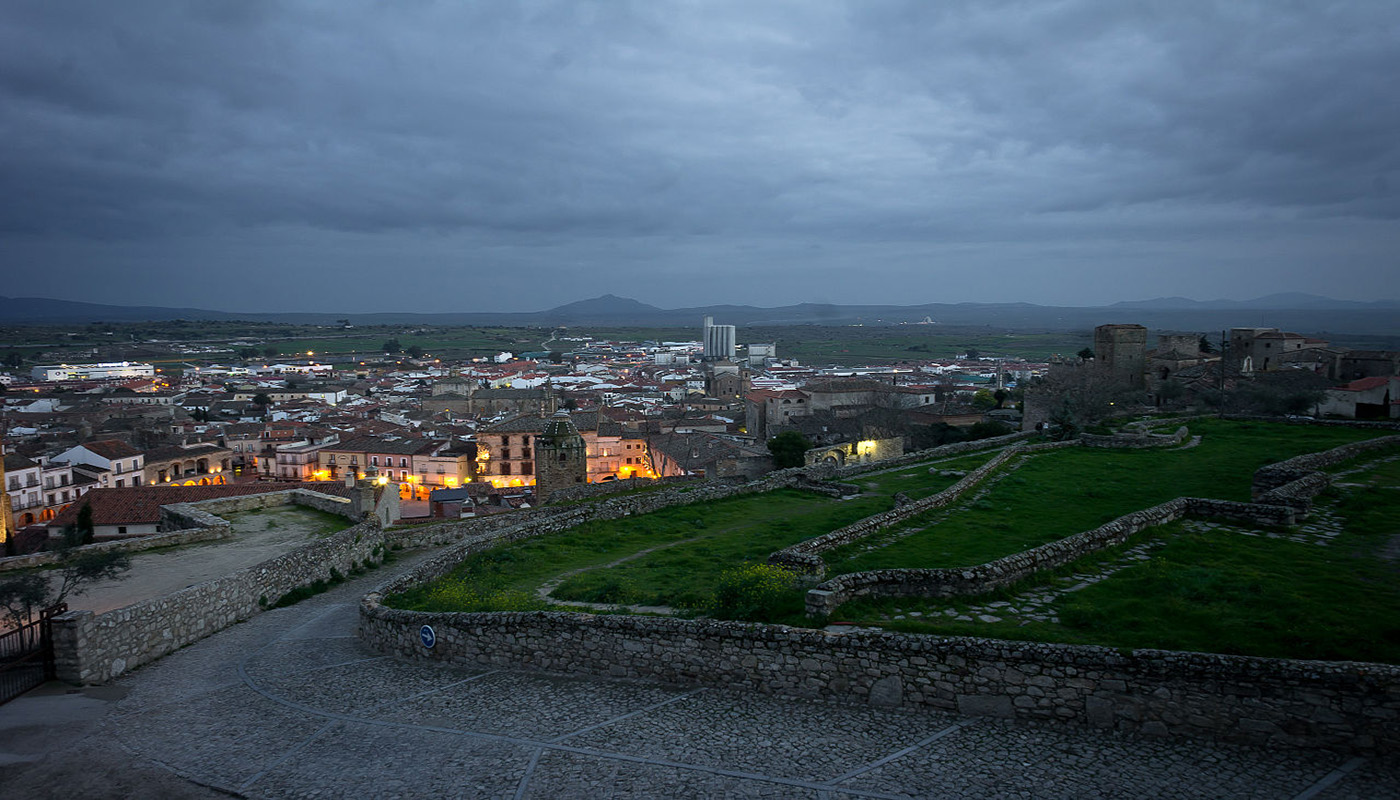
xmin=388 ymin=450 xmax=1000 ymax=615
xmin=390 ymin=488 xmax=894 ymax=614
xmin=825 ymin=419 xmax=1382 ymax=573
xmin=838 ymin=453 xmax=1400 ymax=664
xmin=388 ymin=420 xmax=1400 ymax=662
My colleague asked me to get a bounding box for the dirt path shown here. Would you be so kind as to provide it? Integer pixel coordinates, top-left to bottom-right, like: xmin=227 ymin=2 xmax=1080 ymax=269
xmin=534 ymin=536 xmax=707 ymax=615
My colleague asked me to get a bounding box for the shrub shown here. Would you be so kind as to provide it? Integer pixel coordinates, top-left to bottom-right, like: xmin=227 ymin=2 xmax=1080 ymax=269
xmin=707 ymin=562 xmax=799 ymax=622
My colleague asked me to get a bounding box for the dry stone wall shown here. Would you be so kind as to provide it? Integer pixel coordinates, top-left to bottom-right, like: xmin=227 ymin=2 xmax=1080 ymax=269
xmin=1080 ymin=426 xmax=1189 ymax=449
xmin=831 ymin=431 xmax=1037 ymax=480
xmin=1252 ymin=435 xmax=1400 ymax=498
xmin=770 ymin=447 xmax=1027 ymax=576
xmin=357 ymin=422 xmax=1400 ymax=753
xmin=386 ymin=467 xmax=817 ymax=550
xmin=805 ymin=498 xmax=1294 ymax=616
xmin=359 ymin=600 xmax=1400 ymax=753
xmin=540 ymin=475 xmax=702 ymax=504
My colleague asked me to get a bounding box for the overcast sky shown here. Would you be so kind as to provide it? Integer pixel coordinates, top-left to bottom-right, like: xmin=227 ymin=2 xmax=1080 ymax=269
xmin=1 ymin=1 xmax=1397 ymax=313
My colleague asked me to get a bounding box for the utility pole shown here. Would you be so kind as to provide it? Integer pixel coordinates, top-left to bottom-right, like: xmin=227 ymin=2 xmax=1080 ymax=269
xmin=1218 ymin=330 xmax=1228 ymax=419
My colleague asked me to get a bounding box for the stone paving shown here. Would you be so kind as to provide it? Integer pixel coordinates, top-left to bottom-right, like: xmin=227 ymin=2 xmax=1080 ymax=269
xmin=3 ymin=563 xmax=1396 ymax=799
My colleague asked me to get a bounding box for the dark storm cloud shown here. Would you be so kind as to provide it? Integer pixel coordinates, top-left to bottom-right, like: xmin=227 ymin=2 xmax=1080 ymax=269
xmin=1 ymin=0 xmax=1397 ymax=311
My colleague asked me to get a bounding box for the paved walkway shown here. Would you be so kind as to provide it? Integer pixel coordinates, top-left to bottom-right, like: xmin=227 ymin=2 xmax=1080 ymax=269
xmin=3 ymin=565 xmax=1398 ymax=798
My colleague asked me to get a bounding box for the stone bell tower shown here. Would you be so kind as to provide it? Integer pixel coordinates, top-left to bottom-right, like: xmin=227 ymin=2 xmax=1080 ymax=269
xmin=534 ymin=410 xmax=587 ymax=502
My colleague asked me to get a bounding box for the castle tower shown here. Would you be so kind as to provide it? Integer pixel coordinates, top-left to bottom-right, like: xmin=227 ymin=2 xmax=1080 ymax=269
xmin=1093 ymin=324 xmax=1148 ymax=389
xmin=534 ymin=410 xmax=587 ymax=502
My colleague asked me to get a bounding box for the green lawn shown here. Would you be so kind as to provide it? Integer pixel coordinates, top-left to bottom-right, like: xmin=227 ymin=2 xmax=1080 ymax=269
xmin=824 ymin=420 xmax=1385 ymax=573
xmin=388 ymin=419 xmax=1400 ymax=662
xmin=388 ymin=488 xmax=893 ymax=614
xmin=853 ymin=452 xmax=997 ymax=500
xmin=838 ymin=456 xmax=1400 ymax=664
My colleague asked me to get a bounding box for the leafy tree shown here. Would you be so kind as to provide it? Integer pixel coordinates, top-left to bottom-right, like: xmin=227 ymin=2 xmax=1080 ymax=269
xmin=548 ymin=350 xmax=565 ymax=364
xmin=992 ymin=388 xmax=1009 ymax=409
xmin=263 ymin=346 xmax=279 ymax=359
xmin=971 ymin=389 xmax=997 ymax=411
xmin=252 ymin=392 xmax=272 ymax=406
xmin=767 ymin=430 xmax=812 ymax=469
xmin=1077 ymin=347 xmax=1096 ymax=361
xmin=1199 ymin=335 xmax=1215 ymax=354
xmin=561 ymin=396 xmax=578 ymax=411
xmin=964 ymin=348 xmax=981 ymax=360
xmin=407 ymin=345 xmax=425 ymax=359
xmin=382 ymin=339 xmax=402 ymax=354
xmin=3 ymin=350 xmax=23 ymax=368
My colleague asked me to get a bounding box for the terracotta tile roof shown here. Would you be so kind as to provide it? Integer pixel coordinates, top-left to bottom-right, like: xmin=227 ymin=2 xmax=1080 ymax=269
xmin=81 ymin=439 xmax=142 ymax=459
xmin=48 ymin=482 xmax=357 ymax=528
xmin=142 ymin=443 xmax=230 ymax=463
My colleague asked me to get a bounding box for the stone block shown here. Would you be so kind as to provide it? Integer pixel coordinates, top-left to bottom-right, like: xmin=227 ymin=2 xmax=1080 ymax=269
xmin=1086 ymin=696 xmax=1116 ymax=728
xmin=869 ymin=675 xmax=904 ymax=707
xmin=956 ymin=694 xmax=1014 ymax=719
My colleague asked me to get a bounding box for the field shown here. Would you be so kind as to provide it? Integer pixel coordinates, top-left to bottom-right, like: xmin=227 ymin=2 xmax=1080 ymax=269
xmin=2 ymin=320 xmax=1087 ymax=370
xmin=388 ymin=420 xmax=1400 ymax=663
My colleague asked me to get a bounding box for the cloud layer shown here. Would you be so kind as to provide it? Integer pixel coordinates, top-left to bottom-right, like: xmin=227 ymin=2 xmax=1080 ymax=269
xmin=2 ymin=1 xmax=1397 ymax=312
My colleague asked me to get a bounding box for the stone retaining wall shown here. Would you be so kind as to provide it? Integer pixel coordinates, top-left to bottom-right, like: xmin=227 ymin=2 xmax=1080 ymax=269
xmin=358 ymin=601 xmax=1400 ymax=753
xmin=1080 ymin=426 xmax=1189 ymax=449
xmin=49 ymin=496 xmax=384 ymax=685
xmin=770 ymin=447 xmax=1027 ymax=576
xmin=1252 ymin=435 xmax=1400 ymax=499
xmin=831 ymin=431 xmax=1037 ymax=479
xmin=53 ymin=517 xmax=385 ymax=685
xmin=385 ymin=467 xmax=816 ymax=550
xmin=805 ymin=497 xmax=1295 ymax=616
xmin=540 ymin=475 xmax=703 ymax=504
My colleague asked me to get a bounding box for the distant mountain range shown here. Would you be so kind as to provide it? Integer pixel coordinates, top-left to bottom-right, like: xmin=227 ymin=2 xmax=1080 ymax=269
xmin=2 ymin=292 xmax=1397 ymax=336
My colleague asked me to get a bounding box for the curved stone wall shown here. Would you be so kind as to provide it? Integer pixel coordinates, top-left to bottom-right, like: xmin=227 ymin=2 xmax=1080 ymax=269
xmin=358 ymin=599 xmax=1400 ymax=753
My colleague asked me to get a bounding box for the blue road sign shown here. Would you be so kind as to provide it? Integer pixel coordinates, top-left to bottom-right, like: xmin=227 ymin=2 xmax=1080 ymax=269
xmin=419 ymin=624 xmax=436 ymax=649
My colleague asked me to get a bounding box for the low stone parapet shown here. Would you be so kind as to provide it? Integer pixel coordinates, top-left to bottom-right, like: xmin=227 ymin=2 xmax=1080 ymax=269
xmin=1080 ymin=426 xmax=1189 ymax=449
xmin=358 ymin=600 xmax=1400 ymax=754
xmin=52 ymin=516 xmax=386 ymax=685
xmin=1252 ymin=435 xmax=1400 ymax=499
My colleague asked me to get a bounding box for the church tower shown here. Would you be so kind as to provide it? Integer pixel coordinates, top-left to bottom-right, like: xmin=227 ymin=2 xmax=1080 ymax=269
xmin=534 ymin=410 xmax=587 ymax=502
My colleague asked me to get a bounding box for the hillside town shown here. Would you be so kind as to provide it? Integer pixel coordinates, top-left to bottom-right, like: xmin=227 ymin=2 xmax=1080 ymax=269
xmin=3 ymin=316 xmax=1396 ymax=553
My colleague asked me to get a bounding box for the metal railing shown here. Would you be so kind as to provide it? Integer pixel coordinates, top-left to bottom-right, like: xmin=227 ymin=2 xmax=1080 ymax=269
xmin=0 ymin=603 xmax=67 ymax=705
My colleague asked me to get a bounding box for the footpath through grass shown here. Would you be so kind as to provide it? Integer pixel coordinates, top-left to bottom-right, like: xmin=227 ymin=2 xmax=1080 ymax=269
xmin=388 ymin=488 xmax=892 ymax=614
xmin=825 ymin=419 xmax=1384 ymax=573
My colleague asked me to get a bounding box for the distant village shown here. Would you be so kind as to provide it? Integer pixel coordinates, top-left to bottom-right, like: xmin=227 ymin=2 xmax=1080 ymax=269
xmin=2 ymin=315 xmax=1396 ymax=552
